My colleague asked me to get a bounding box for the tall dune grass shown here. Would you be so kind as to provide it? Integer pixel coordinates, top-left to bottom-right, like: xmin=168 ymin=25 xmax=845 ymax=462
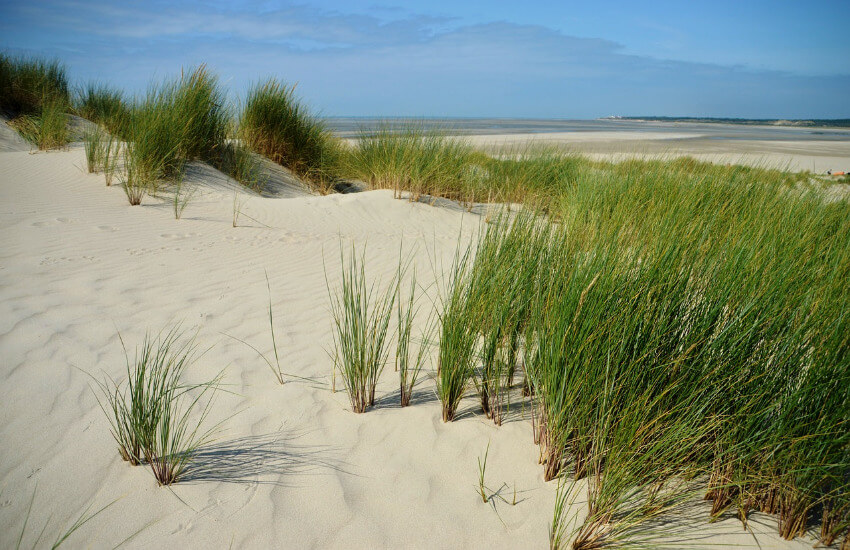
xmin=396 ymin=269 xmax=431 ymax=407
xmin=344 ymin=125 xmax=483 ymax=202
xmin=75 ymin=82 xmax=131 ymax=137
xmin=441 ymin=160 xmax=848 ymax=546
xmin=93 ymin=327 xmax=222 ymax=485
xmin=239 ymin=78 xmax=341 ymax=190
xmin=327 ymin=246 xmax=398 ymax=413
xmin=1 ymin=54 xmax=70 ymax=150
xmin=83 ymin=126 xmax=105 ymax=172
xmin=120 ymin=66 xmax=229 ymax=204
xmin=8 ymin=98 xmax=68 ymax=150
xmin=435 ymin=247 xmax=478 ymax=422
xmin=344 ymin=127 xmax=593 ymax=207
xmin=102 ymin=134 xmax=120 ymax=186
xmin=0 ymin=54 xmax=69 ymax=116
xmin=217 ymin=141 xmax=267 ymax=192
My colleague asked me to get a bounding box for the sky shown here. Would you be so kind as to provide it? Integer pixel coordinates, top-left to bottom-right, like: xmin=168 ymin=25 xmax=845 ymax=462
xmin=1 ymin=0 xmax=849 ymax=118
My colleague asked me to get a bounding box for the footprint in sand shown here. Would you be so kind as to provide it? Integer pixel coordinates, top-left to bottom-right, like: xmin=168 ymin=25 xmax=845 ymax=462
xmin=97 ymin=225 xmax=119 ymax=232
xmin=31 ymin=217 xmax=80 ymax=227
xmin=160 ymin=232 xmax=200 ymax=239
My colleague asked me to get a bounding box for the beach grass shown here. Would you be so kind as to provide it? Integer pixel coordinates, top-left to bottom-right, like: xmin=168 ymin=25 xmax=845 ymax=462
xmin=102 ymin=134 xmax=120 ymax=186
xmin=93 ymin=326 xmax=221 ymax=485
xmin=0 ymin=53 xmax=69 ymax=117
xmin=435 ymin=245 xmax=478 ymax=422
xmin=438 ymin=157 xmax=849 ymax=546
xmin=216 ymin=141 xmax=267 ymax=192
xmin=396 ymin=268 xmax=431 ymax=407
xmin=83 ymin=126 xmax=106 ymax=172
xmin=344 ymin=127 xmax=592 ymax=207
xmin=75 ymin=82 xmax=131 ymax=137
xmin=13 ymin=489 xmax=118 ymax=550
xmin=129 ymin=66 xmax=227 ymax=177
xmin=1 ymin=54 xmax=71 ymax=150
xmin=477 ymin=441 xmax=491 ymax=503
xmin=8 ymin=98 xmax=69 ymax=150
xmin=239 ymin=78 xmax=342 ymax=191
xmin=119 ymin=65 xmax=229 ymax=203
xmin=344 ymin=124 xmax=483 ymax=202
xmin=327 ymin=245 xmax=398 ymax=413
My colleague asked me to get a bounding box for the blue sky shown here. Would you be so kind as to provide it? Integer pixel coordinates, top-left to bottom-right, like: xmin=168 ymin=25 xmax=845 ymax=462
xmin=2 ymin=0 xmax=849 ymax=118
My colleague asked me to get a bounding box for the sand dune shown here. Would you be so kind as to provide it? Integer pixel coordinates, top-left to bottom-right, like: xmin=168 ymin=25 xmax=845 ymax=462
xmin=1 ymin=117 xmax=32 ymax=152
xmin=0 ymin=145 xmax=821 ymax=548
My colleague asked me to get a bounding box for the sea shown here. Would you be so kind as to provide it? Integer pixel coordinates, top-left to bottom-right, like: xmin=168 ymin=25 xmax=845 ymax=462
xmin=325 ymin=118 xmax=850 ymax=142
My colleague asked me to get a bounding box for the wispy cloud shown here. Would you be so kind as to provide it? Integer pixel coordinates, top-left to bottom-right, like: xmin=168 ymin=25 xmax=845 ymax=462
xmin=6 ymin=1 xmax=453 ymax=47
xmin=1 ymin=1 xmax=848 ymax=117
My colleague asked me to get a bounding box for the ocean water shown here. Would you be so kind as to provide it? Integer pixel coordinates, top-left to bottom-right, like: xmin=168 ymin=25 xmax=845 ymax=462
xmin=325 ymin=117 xmax=850 ymax=142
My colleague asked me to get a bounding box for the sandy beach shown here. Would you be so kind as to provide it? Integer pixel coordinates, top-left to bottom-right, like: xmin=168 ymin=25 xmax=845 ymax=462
xmin=0 ymin=139 xmax=833 ymax=548
xmin=462 ymin=131 xmax=850 ymax=173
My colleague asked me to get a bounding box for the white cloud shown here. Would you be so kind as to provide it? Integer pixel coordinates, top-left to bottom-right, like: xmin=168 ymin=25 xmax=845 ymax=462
xmin=2 ymin=0 xmax=848 ymax=117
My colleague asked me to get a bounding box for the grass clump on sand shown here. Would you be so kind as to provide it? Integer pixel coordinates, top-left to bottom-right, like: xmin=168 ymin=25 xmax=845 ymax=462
xmin=75 ymin=82 xmax=131 ymax=137
xmin=395 ymin=269 xmax=431 ymax=407
xmin=93 ymin=326 xmax=222 ymax=485
xmin=0 ymin=54 xmax=70 ymax=150
xmin=481 ymin=147 xmax=585 ymax=207
xmin=240 ymin=78 xmax=342 ymax=191
xmin=101 ymin=134 xmax=121 ymax=186
xmin=0 ymin=53 xmax=69 ymax=116
xmin=121 ymin=65 xmax=229 ymax=204
xmin=83 ymin=126 xmax=106 ymax=173
xmin=344 ymin=127 xmax=589 ymax=207
xmin=8 ymin=98 xmax=69 ymax=150
xmin=344 ymin=125 xmax=483 ymax=203
xmin=327 ymin=245 xmax=398 ymax=413
xmin=435 ymin=158 xmax=849 ymax=547
xmin=217 ymin=141 xmax=267 ymax=192
xmin=435 ymin=247 xmax=478 ymax=422
xmin=465 ymin=215 xmax=537 ymax=425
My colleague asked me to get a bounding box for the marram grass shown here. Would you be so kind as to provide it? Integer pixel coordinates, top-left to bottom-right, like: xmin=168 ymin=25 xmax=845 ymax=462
xmin=0 ymin=53 xmax=69 ymax=116
xmin=443 ymin=161 xmax=849 ymax=547
xmin=75 ymin=82 xmax=130 ymax=137
xmin=8 ymin=98 xmax=69 ymax=150
xmin=93 ymin=326 xmax=223 ymax=485
xmin=395 ymin=268 xmax=431 ymax=407
xmin=327 ymin=245 xmax=398 ymax=413
xmin=240 ymin=78 xmax=342 ymax=191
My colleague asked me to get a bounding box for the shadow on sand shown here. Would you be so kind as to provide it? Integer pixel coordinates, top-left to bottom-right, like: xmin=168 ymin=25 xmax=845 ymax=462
xmin=182 ymin=430 xmax=353 ymax=486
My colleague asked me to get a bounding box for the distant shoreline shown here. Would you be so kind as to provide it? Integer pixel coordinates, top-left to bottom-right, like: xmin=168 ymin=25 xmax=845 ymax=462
xmin=611 ymin=116 xmax=850 ymax=128
xmin=325 ymin=117 xmax=850 ymax=138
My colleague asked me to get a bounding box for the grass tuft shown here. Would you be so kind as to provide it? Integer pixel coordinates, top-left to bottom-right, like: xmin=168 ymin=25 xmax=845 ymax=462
xmin=239 ymin=78 xmax=342 ymax=190
xmin=121 ymin=65 xmax=228 ymax=203
xmin=327 ymin=245 xmax=398 ymax=413
xmin=75 ymin=82 xmax=130 ymax=136
xmin=435 ymin=245 xmax=478 ymax=422
xmin=8 ymin=98 xmax=69 ymax=150
xmin=93 ymin=326 xmax=222 ymax=485
xmin=344 ymin=124 xmax=481 ymax=202
xmin=396 ymin=268 xmax=431 ymax=407
xmin=83 ymin=126 xmax=106 ymax=172
xmin=436 ymin=158 xmax=848 ymax=545
xmin=0 ymin=53 xmax=69 ymax=117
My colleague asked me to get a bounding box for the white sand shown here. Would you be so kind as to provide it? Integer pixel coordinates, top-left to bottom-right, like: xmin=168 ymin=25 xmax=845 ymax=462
xmin=0 ymin=145 xmax=821 ymax=548
xmin=464 ymin=132 xmax=850 ymax=173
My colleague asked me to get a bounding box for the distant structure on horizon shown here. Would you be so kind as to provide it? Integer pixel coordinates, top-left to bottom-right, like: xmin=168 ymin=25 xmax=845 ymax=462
xmin=617 ymin=116 xmax=850 ymax=128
